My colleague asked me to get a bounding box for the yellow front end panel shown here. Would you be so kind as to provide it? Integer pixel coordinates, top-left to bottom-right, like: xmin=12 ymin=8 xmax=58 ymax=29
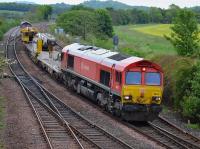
xmin=37 ymin=39 xmax=43 ymax=54
xmin=22 ymin=35 xmax=29 ymax=43
xmin=122 ymin=85 xmax=163 ymax=105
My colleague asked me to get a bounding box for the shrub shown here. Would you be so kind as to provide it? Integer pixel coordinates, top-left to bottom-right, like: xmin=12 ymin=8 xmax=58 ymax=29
xmin=152 ymin=55 xmax=194 ymax=106
xmin=174 ymin=61 xmax=194 ymax=107
xmin=181 ymin=62 xmax=200 ymax=122
xmin=182 ymin=96 xmax=200 ymax=122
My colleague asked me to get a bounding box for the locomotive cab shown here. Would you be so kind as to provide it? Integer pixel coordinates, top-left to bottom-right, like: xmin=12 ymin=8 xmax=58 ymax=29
xmin=120 ymin=60 xmax=163 ymax=121
xmin=21 ymin=27 xmax=38 ymax=43
xmin=61 ymin=44 xmax=164 ymax=121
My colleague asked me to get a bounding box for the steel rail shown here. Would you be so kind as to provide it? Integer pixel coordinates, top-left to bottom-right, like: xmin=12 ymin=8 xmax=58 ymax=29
xmin=149 ymin=116 xmax=200 ymax=149
xmin=53 ymin=35 xmax=200 ymax=149
xmin=5 ymin=28 xmax=53 ymax=149
xmin=16 ymin=28 xmax=134 ymax=149
xmin=6 ymin=27 xmax=134 ymax=149
xmin=159 ymin=115 xmax=200 ymax=142
xmin=5 ymin=28 xmax=87 ymax=149
xmin=51 ymin=42 xmax=181 ymax=149
xmin=14 ymin=33 xmax=86 ymax=149
xmin=34 ymin=81 xmax=134 ymax=149
xmin=54 ymin=36 xmax=200 ymax=149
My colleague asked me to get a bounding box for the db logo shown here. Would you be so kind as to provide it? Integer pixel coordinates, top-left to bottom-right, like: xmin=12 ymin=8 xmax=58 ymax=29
xmin=81 ymin=63 xmax=90 ymax=71
xmin=140 ymin=89 xmax=145 ymax=98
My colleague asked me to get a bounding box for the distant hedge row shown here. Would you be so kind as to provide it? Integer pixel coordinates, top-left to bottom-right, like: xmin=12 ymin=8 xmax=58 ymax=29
xmin=0 ymin=19 xmax=19 ymax=40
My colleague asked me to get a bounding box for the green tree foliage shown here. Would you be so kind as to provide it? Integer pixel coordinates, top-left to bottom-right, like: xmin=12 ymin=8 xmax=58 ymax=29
xmin=0 ymin=2 xmax=36 ymax=12
xmin=165 ymin=9 xmax=200 ymax=56
xmin=95 ymin=9 xmax=113 ymax=38
xmin=106 ymin=5 xmax=200 ymax=25
xmin=175 ymin=62 xmax=200 ymax=122
xmin=149 ymin=7 xmax=163 ymax=23
xmin=182 ymin=96 xmax=200 ymax=122
xmin=57 ymin=10 xmax=96 ymax=39
xmin=36 ymin=5 xmax=52 ymax=20
xmin=0 ymin=19 xmax=19 ymax=40
xmin=164 ymin=4 xmax=180 ymax=23
xmin=56 ymin=8 xmax=113 ymax=40
xmin=70 ymin=5 xmax=93 ymax=11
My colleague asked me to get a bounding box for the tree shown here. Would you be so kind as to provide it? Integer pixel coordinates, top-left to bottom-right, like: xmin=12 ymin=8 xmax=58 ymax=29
xmin=70 ymin=4 xmax=93 ymax=11
xmin=95 ymin=9 xmax=113 ymax=38
xmin=177 ymin=62 xmax=200 ymax=122
xmin=56 ymin=10 xmax=96 ymax=39
xmin=36 ymin=5 xmax=52 ymax=20
xmin=165 ymin=9 xmax=200 ymax=56
xmin=164 ymin=4 xmax=180 ymax=23
xmin=149 ymin=7 xmax=163 ymax=23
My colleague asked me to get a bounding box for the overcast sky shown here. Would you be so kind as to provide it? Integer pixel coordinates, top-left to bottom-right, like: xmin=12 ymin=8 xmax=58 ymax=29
xmin=0 ymin=0 xmax=200 ymax=8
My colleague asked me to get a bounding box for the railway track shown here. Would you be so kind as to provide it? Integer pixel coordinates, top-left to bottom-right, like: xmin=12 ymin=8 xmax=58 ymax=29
xmin=53 ymin=38 xmax=200 ymax=149
xmin=130 ymin=122 xmax=199 ymax=149
xmin=150 ymin=116 xmax=200 ymax=149
xmin=6 ymin=28 xmax=133 ymax=149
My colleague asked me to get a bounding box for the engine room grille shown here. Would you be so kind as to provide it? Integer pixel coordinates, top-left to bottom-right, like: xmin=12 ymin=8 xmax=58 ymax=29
xmin=108 ymin=53 xmax=130 ymax=61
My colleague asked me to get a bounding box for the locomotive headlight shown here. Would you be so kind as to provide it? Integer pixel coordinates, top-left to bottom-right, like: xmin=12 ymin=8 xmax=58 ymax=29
xmin=124 ymin=95 xmax=132 ymax=100
xmin=152 ymin=96 xmax=161 ymax=102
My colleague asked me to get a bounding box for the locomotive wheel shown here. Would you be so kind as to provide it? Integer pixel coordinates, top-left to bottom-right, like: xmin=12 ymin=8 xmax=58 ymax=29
xmin=77 ymin=83 xmax=81 ymax=94
xmin=114 ymin=109 xmax=121 ymax=117
xmin=97 ymin=93 xmax=103 ymax=107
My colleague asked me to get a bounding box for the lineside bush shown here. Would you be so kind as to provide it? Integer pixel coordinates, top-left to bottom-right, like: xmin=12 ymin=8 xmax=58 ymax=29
xmin=153 ymin=54 xmax=200 ymax=123
xmin=180 ymin=62 xmax=200 ymax=123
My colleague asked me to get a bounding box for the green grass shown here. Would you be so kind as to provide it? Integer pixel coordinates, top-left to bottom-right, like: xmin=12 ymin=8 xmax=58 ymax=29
xmin=80 ymin=24 xmax=176 ymax=58
xmin=52 ymin=24 xmax=177 ymax=58
xmin=186 ymin=123 xmax=200 ymax=130
xmin=114 ymin=24 xmax=176 ymax=58
xmin=161 ymin=105 xmax=169 ymax=114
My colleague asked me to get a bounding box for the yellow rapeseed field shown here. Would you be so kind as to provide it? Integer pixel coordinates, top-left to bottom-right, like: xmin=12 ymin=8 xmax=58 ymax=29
xmin=132 ymin=24 xmax=172 ymax=37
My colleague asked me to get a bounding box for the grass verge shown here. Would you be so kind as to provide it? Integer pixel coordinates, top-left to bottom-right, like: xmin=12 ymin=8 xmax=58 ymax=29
xmin=186 ymin=123 xmax=200 ymax=130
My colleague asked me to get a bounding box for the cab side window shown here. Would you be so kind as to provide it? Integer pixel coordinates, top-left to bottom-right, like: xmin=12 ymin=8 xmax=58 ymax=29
xmin=67 ymin=55 xmax=74 ymax=69
xmin=116 ymin=71 xmax=121 ymax=84
xmin=100 ymin=70 xmax=110 ymax=87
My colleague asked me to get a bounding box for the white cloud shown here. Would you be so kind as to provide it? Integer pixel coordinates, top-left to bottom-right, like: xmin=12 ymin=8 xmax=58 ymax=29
xmin=0 ymin=0 xmax=200 ymax=8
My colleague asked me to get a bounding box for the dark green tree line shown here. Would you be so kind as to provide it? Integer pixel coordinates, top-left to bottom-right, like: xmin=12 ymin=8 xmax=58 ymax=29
xmin=36 ymin=5 xmax=52 ymax=20
xmin=106 ymin=4 xmax=181 ymax=25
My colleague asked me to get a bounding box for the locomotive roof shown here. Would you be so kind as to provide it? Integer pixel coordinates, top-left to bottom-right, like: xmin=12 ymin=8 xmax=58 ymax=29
xmin=62 ymin=43 xmax=145 ymax=71
xmin=20 ymin=21 xmax=32 ymax=27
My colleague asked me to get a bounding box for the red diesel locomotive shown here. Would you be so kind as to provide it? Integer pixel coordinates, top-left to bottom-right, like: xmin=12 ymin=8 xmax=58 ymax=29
xmin=61 ymin=43 xmax=163 ymax=121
